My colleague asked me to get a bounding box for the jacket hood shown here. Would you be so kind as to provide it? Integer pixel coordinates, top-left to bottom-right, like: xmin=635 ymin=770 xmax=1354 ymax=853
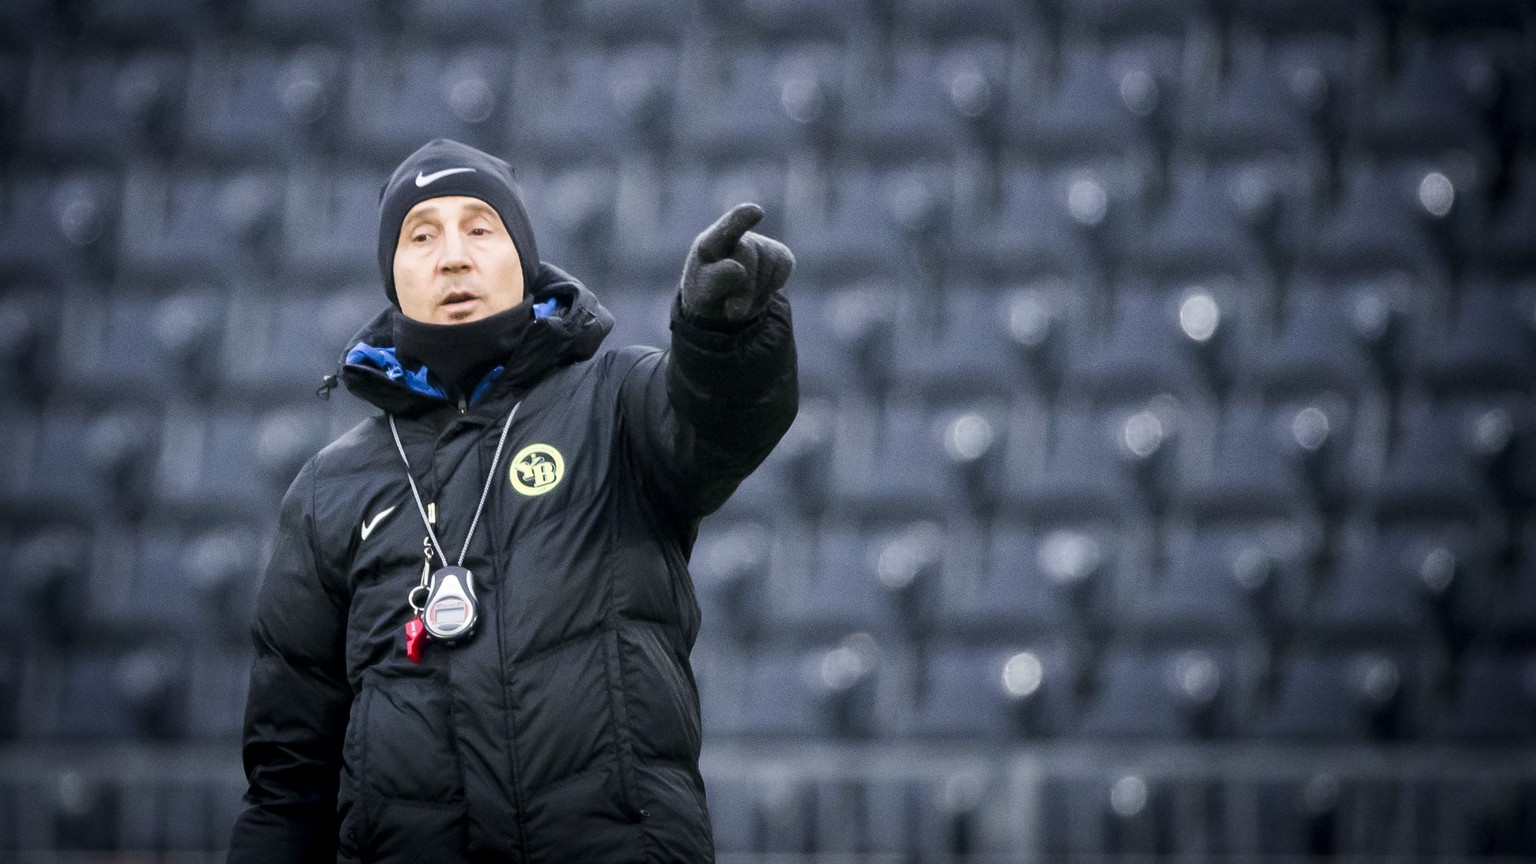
xmin=333 ymin=261 xmax=614 ymax=416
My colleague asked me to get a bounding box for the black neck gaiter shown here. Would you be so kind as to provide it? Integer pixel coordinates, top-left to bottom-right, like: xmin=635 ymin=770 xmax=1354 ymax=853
xmin=391 ymin=305 xmax=530 ymax=397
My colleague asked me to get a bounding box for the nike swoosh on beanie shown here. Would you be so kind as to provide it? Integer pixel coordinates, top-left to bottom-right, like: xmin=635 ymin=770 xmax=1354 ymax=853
xmin=377 ymin=138 xmax=540 ymax=308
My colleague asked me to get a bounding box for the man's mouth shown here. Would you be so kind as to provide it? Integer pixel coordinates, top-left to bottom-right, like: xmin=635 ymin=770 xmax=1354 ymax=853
xmin=440 ymin=290 xmax=478 ymax=308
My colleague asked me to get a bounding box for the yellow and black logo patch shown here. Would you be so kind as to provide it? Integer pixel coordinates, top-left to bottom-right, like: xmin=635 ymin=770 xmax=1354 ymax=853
xmin=509 ymin=443 xmax=564 ymax=496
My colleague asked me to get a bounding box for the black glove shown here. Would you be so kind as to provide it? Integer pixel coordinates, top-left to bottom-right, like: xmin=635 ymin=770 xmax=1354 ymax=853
xmin=679 ymin=202 xmax=794 ymax=324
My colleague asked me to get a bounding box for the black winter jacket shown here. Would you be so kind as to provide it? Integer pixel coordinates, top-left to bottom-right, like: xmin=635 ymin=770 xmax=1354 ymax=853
xmin=228 ymin=265 xmax=797 ymax=863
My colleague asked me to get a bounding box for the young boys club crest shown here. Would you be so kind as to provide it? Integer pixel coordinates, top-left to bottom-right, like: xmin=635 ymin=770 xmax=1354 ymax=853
xmin=509 ymin=443 xmax=564 ymax=496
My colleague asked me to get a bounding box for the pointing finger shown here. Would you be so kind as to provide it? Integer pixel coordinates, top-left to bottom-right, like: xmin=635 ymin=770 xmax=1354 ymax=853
xmin=697 ymin=202 xmax=765 ymax=263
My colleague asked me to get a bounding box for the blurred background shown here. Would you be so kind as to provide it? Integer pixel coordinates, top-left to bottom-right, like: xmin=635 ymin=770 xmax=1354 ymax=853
xmin=1 ymin=0 xmax=1534 ymax=860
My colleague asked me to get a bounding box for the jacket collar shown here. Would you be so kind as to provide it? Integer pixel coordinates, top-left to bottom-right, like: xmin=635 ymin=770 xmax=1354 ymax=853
xmin=334 ymin=262 xmax=614 ymax=418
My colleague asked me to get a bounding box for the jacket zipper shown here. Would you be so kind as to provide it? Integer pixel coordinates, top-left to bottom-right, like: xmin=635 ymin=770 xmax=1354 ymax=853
xmin=458 ymin=395 xmax=467 ymax=414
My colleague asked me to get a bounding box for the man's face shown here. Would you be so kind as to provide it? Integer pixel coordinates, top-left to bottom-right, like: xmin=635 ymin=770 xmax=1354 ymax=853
xmin=394 ymin=195 xmax=524 ymax=325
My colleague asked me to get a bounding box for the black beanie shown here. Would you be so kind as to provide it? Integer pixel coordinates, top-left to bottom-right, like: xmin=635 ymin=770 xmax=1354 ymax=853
xmin=377 ymin=138 xmax=540 ymax=308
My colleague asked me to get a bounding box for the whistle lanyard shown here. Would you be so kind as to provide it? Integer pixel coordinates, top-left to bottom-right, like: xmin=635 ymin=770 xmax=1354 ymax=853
xmin=387 ymin=401 xmax=520 ymax=569
xmin=391 ymin=403 xmax=521 ymax=659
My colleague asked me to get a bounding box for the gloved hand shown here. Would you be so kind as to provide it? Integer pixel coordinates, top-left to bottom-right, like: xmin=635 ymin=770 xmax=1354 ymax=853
xmin=679 ymin=202 xmax=794 ymax=324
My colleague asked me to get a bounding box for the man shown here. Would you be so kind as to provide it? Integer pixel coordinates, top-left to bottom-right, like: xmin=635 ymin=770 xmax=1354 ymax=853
xmin=228 ymin=137 xmax=797 ymax=863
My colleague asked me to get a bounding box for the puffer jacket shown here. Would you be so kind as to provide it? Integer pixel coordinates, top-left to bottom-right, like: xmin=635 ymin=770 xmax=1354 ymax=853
xmin=227 ymin=264 xmax=797 ymax=863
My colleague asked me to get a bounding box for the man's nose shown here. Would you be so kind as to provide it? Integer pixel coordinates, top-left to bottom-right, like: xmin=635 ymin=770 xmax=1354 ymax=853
xmin=439 ymin=230 xmax=472 ymax=271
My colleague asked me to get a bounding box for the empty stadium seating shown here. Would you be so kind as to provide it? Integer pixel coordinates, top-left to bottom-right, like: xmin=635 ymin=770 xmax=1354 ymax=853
xmin=0 ymin=0 xmax=1532 ymax=859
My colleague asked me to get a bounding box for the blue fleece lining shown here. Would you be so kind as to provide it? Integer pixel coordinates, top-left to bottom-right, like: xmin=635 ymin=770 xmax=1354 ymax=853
xmin=346 ymin=343 xmax=445 ymax=398
xmin=344 ymin=298 xmax=560 ymax=404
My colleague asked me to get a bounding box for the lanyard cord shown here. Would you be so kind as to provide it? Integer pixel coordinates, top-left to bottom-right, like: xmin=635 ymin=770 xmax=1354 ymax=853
xmin=388 ymin=402 xmax=520 ymax=569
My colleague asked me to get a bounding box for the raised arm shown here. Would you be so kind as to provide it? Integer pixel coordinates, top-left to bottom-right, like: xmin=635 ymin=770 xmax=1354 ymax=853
xmin=618 ymin=203 xmax=798 ymax=520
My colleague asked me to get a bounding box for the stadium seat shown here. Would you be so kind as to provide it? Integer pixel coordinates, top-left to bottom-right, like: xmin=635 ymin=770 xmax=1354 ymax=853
xmin=843 ymin=43 xmax=1011 ymax=159
xmin=1400 ymin=0 xmax=1529 ymax=29
xmin=1078 ymin=645 xmax=1241 ymax=739
xmin=0 ymin=779 xmax=14 ymax=852
xmin=156 ymin=781 xmax=227 ymax=851
xmin=705 ymin=0 xmax=869 ymax=42
xmin=1311 ymin=525 xmax=1489 ymax=642
xmin=342 ymin=48 xmax=512 ymax=161
xmin=787 ymin=163 xmax=952 ymax=281
xmin=1171 ymin=404 xmax=1315 ymax=520
xmin=277 ymin=168 xmax=379 ymax=283
xmin=1230 ymin=775 xmax=1413 ymax=856
xmin=7 ymin=525 xmax=95 ymax=649
xmin=944 ymin=521 xmax=1115 ymax=635
xmin=1258 ymin=648 xmax=1422 ymax=740
xmin=511 ymin=46 xmax=676 ymax=163
xmin=999 ymin=406 xmax=1153 ymax=519
xmin=4 ymin=403 xmax=160 ymax=522
xmin=1434 ymin=650 xmax=1536 ymax=741
xmin=1253 ymin=280 xmax=1395 ymax=397
xmin=975 ymin=162 xmax=1132 ymax=282
xmin=185 ymin=648 xmax=255 ymax=740
xmin=76 ymin=0 xmax=211 ymax=44
xmin=703 ymin=772 xmax=814 ymax=854
xmin=397 ymin=0 xmax=545 ymax=41
xmin=789 ymin=281 xmax=901 ymax=397
xmin=674 ymin=45 xmax=844 ymax=161
xmin=1125 ymin=162 xmax=1264 ymax=281
xmin=1136 ymin=522 xmax=1313 ymax=636
xmin=1040 ymin=773 xmax=1182 ymax=857
xmin=1490 ymin=524 xmax=1536 ymax=640
xmin=1355 ymin=40 xmax=1496 ymax=162
xmin=235 ymin=0 xmax=382 ymax=44
xmin=1187 ymin=38 xmax=1321 ymax=158
xmin=1475 ymin=156 xmax=1536 ymax=272
xmin=1068 ymin=286 xmax=1216 ymax=401
xmin=22 ymin=51 xmax=185 ymax=165
xmin=555 ymin=0 xmax=697 ymax=42
xmin=594 ymin=287 xmax=672 ymax=353
xmin=116 ymin=168 xmax=285 ymax=282
xmin=1058 ymin=0 xmax=1209 ymax=39
xmin=0 ymin=284 xmax=66 ymax=403
xmin=831 ymin=400 xmax=1003 ymax=518
xmin=1010 ymin=41 xmax=1177 ymax=160
xmin=1304 ymin=159 xmax=1453 ymax=281
xmin=51 ymin=648 xmax=187 ymax=741
xmin=782 ymin=522 xmax=945 ymax=638
xmin=889 ymin=285 xmax=1043 ymax=399
xmin=10 ymin=773 xmax=119 ymax=851
xmin=1415 ymin=778 xmax=1536 ymax=857
xmin=907 ymin=644 xmax=1075 ymax=738
xmin=219 ymin=286 xmax=381 ymax=401
xmin=733 ymin=636 xmax=883 ymax=738
xmin=0 ymin=572 xmax=16 ymax=737
xmin=0 ymin=0 xmax=53 ymax=49
xmin=1217 ymin=0 xmax=1370 ymax=36
xmin=518 ymin=164 xmax=619 ymax=275
xmin=886 ymin=0 xmax=1025 ymax=39
xmin=152 ymin=402 xmax=330 ymax=523
xmin=181 ymin=48 xmax=344 ymax=165
xmin=856 ymin=773 xmax=1011 ymax=858
xmin=54 ymin=287 xmax=225 ymax=404
xmin=1416 ymin=278 xmax=1536 ymax=393
xmin=1374 ymin=400 xmax=1505 ymax=521
xmin=90 ymin=525 xmax=262 ymax=642
xmin=0 ymin=171 xmax=119 ymax=283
